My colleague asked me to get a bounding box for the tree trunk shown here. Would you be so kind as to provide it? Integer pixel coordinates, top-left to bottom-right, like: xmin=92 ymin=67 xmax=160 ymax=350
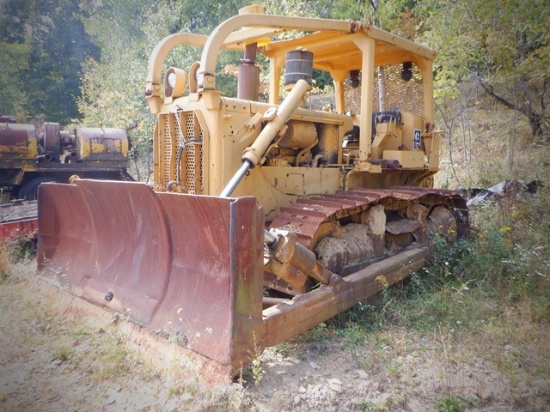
xmin=479 ymin=79 xmax=545 ymax=138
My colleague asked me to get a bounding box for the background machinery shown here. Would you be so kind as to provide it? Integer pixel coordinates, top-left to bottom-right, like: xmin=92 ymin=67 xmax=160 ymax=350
xmin=37 ymin=6 xmax=467 ymax=375
xmin=0 ymin=115 xmax=133 ymax=201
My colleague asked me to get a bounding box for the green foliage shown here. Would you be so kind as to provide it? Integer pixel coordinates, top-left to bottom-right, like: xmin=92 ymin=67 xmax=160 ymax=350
xmin=0 ymin=236 xmax=35 ymax=281
xmin=303 ymin=322 xmax=329 ymax=348
xmin=273 ymin=341 xmax=293 ymax=358
xmin=327 ymin=184 xmax=549 ymax=342
xmin=177 ymin=0 xmax=250 ymax=34
xmin=426 ymin=0 xmax=549 ymax=138
xmin=51 ymin=345 xmax=75 ymax=362
xmin=250 ymin=357 xmax=264 ymax=387
xmin=77 ymin=0 xmax=173 ymax=180
xmin=435 ymin=394 xmax=478 ymax=412
xmin=0 ymin=41 xmax=30 ymax=117
xmin=263 ymin=0 xmax=351 ymax=19
xmin=0 ymin=0 xmax=33 ymax=117
xmin=0 ymin=0 xmax=101 ymax=123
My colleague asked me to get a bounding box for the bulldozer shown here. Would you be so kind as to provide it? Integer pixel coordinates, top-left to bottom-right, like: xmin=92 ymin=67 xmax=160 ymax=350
xmin=37 ymin=6 xmax=467 ymax=376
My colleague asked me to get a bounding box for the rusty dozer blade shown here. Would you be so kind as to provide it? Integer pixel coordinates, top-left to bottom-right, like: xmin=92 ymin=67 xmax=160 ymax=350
xmin=37 ymin=180 xmax=439 ymax=376
xmin=37 ymin=179 xmax=265 ymax=374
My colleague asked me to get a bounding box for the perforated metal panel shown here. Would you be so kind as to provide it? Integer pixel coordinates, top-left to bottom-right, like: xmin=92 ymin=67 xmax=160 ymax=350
xmin=160 ymin=114 xmax=174 ymax=186
xmin=157 ymin=111 xmax=204 ymax=194
xmin=344 ymin=64 xmax=424 ymax=116
xmin=373 ymin=64 xmax=424 ymax=115
xmin=183 ymin=112 xmax=203 ymax=195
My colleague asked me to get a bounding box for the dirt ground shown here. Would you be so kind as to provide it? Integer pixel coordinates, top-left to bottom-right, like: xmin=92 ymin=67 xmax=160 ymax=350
xmin=0 ymin=260 xmax=548 ymax=412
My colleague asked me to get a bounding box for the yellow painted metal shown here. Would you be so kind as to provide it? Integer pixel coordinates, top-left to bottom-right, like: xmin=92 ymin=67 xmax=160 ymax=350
xmin=0 ymin=123 xmax=38 ymax=159
xmin=242 ymin=79 xmax=311 ymax=166
xmin=145 ymin=8 xmax=442 ymax=219
xmin=355 ymin=37 xmax=376 ymax=162
xmin=425 ymin=132 xmax=442 ymax=171
xmin=37 ymin=6 xmax=469 ymax=377
xmin=75 ymin=128 xmax=129 ymax=160
xmin=383 ymin=150 xmax=425 ymax=169
xmin=146 ymin=8 xmax=439 ymax=200
xmin=371 ymin=123 xmax=403 ymax=160
xmin=401 ymin=112 xmax=425 ymax=150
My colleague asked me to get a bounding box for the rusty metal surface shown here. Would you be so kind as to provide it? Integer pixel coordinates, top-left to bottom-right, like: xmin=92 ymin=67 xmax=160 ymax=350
xmin=0 ymin=219 xmax=37 ymax=239
xmin=40 ymin=123 xmax=62 ymax=159
xmin=37 ymin=179 xmax=264 ymax=373
xmin=0 ymin=123 xmax=35 ymax=158
xmin=0 ymin=124 xmax=33 ymax=146
xmin=76 ymin=127 xmax=128 ymax=159
xmin=36 ymin=181 xmax=467 ymax=375
xmin=0 ymin=201 xmax=38 ymax=238
xmin=270 ymin=187 xmax=467 ymax=247
xmin=263 ymin=246 xmax=431 ymax=347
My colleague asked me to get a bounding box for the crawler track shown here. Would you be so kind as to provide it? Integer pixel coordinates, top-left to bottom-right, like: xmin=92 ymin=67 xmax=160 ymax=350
xmin=270 ymin=187 xmax=468 ymax=248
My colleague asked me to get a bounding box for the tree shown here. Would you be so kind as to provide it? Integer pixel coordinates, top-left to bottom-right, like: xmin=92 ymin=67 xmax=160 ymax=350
xmin=77 ymin=0 xmax=250 ymax=180
xmin=0 ymin=0 xmax=100 ymax=124
xmin=0 ymin=0 xmax=33 ymax=118
xmin=176 ymin=0 xmax=250 ymax=34
xmin=426 ymin=0 xmax=549 ymax=139
xmin=0 ymin=40 xmax=30 ymax=117
xmin=262 ymin=0 xmax=370 ymax=20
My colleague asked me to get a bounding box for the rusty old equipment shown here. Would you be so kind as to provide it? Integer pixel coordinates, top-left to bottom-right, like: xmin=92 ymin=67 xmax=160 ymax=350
xmin=0 ymin=116 xmax=133 ymax=201
xmin=37 ymin=5 xmax=468 ymax=376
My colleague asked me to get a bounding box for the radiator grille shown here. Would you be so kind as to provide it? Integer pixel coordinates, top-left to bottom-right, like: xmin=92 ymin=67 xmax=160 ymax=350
xmin=160 ymin=115 xmax=174 ymax=185
xmin=183 ymin=112 xmax=203 ymax=194
xmin=159 ymin=111 xmax=203 ymax=194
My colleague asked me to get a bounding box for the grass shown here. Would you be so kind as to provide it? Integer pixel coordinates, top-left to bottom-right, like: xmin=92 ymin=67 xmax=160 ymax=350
xmin=0 ymin=242 xmax=252 ymax=411
xmin=51 ymin=345 xmax=75 ymax=363
xmin=306 ymin=155 xmax=550 ymax=410
xmin=435 ymin=394 xmax=476 ymax=412
xmin=1 ymin=104 xmax=548 ymax=410
xmin=3 ymin=194 xmax=547 ymax=411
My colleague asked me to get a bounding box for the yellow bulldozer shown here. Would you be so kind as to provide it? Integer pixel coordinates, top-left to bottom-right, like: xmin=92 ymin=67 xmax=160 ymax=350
xmin=37 ymin=6 xmax=468 ymax=376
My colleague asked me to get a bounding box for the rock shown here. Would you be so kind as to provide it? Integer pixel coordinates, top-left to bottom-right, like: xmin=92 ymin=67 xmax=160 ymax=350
xmin=504 ymin=344 xmax=514 ymax=351
xmin=533 ymin=378 xmax=549 ymax=392
xmin=481 ymin=388 xmax=494 ymax=402
xmin=310 ymin=361 xmax=320 ymax=371
xmin=294 ymin=395 xmax=302 ymax=406
xmin=328 ymin=378 xmax=343 ymax=393
xmin=517 ymin=382 xmax=529 ymax=392
xmin=406 ymin=399 xmax=426 ymax=412
xmin=298 ymin=385 xmax=306 ymax=393
xmin=378 ymin=393 xmax=392 ymax=403
xmin=180 ymin=392 xmax=193 ymax=402
xmin=356 ymin=369 xmax=369 ymax=380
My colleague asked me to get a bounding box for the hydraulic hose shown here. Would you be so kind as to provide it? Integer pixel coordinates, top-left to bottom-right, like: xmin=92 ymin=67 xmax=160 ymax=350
xmin=220 ymin=79 xmax=311 ymax=247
